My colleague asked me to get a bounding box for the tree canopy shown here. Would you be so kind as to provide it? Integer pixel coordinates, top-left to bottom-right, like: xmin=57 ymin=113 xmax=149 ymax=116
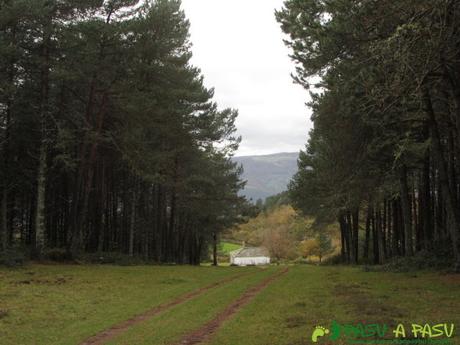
xmin=0 ymin=0 xmax=246 ymax=264
xmin=279 ymin=0 xmax=460 ymax=269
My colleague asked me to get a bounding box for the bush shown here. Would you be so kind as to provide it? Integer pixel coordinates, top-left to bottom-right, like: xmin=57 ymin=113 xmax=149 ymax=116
xmin=292 ymin=257 xmax=309 ymax=265
xmin=322 ymin=253 xmax=345 ymax=265
xmin=80 ymin=252 xmax=148 ymax=265
xmin=0 ymin=248 xmax=27 ymax=267
xmin=364 ymin=249 xmax=453 ymax=273
xmin=44 ymin=248 xmax=73 ymax=262
xmin=217 ymin=255 xmax=229 ymax=263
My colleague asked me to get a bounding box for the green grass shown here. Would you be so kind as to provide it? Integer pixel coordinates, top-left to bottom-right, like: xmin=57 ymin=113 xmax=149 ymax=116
xmin=207 ymin=265 xmax=460 ymax=345
xmin=218 ymin=241 xmax=241 ymax=255
xmin=0 ymin=264 xmax=251 ymax=345
xmin=108 ymin=266 xmax=278 ymax=345
xmin=1 ymin=264 xmax=459 ymax=345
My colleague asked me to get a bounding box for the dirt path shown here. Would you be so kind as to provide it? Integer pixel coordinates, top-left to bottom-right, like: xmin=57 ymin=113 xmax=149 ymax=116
xmin=80 ymin=273 xmax=246 ymax=345
xmin=174 ymin=266 xmax=289 ymax=345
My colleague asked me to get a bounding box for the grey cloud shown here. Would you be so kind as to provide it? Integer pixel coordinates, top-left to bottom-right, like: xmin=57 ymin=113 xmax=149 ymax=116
xmin=181 ymin=0 xmax=312 ymax=156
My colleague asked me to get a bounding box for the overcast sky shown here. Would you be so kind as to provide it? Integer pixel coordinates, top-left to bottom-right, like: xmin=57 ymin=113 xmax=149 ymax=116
xmin=180 ymin=0 xmax=312 ymax=157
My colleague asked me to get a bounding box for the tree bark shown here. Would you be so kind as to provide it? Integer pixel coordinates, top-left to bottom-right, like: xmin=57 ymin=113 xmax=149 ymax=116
xmin=377 ymin=206 xmax=385 ymax=264
xmin=346 ymin=211 xmax=353 ymax=263
xmin=418 ymin=151 xmax=431 ymax=250
xmin=339 ymin=215 xmax=346 ymax=262
xmin=212 ymin=232 xmax=218 ymax=266
xmin=371 ymin=206 xmax=379 ymax=264
xmin=129 ymin=184 xmax=136 ymax=257
xmin=423 ymin=87 xmax=460 ymax=269
xmin=0 ymin=189 xmax=7 ymax=251
xmin=34 ymin=25 xmax=51 ymax=258
xmin=352 ymin=208 xmax=359 ymax=264
xmin=363 ymin=204 xmax=371 ymax=260
xmin=399 ymin=165 xmax=414 ymax=256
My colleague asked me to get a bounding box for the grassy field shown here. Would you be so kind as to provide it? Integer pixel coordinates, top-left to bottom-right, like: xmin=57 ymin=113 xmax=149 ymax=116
xmin=107 ymin=266 xmax=278 ymax=345
xmin=208 ymin=266 xmax=460 ymax=345
xmin=0 ymin=264 xmax=459 ymax=345
xmin=217 ymin=241 xmax=242 ymax=255
xmin=0 ymin=264 xmax=251 ymax=345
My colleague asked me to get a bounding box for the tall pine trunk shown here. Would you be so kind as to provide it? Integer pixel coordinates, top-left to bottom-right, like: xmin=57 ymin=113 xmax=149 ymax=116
xmin=212 ymin=232 xmax=218 ymax=266
xmin=363 ymin=204 xmax=371 ymax=260
xmin=377 ymin=206 xmax=386 ymax=264
xmin=129 ymin=184 xmax=136 ymax=257
xmin=352 ymin=209 xmax=359 ymax=264
xmin=34 ymin=27 xmax=51 ymax=258
xmin=423 ymin=87 xmax=460 ymax=270
xmin=0 ymin=189 xmax=7 ymax=251
xmin=399 ymin=165 xmax=413 ymax=256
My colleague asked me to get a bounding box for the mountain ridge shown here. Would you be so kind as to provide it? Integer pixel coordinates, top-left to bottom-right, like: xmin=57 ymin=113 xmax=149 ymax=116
xmin=232 ymin=152 xmax=299 ymax=202
xmin=234 ymin=151 xmax=299 ymax=158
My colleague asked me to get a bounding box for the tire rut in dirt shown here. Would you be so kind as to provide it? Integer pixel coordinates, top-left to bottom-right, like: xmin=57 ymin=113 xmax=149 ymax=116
xmin=80 ymin=273 xmax=247 ymax=345
xmin=173 ymin=267 xmax=290 ymax=345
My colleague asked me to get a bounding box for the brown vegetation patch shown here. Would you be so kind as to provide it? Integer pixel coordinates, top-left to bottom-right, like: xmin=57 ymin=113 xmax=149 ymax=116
xmin=285 ymin=315 xmax=308 ymax=328
xmin=333 ymin=283 xmax=405 ymax=326
xmin=293 ymin=301 xmax=307 ymax=308
xmin=287 ymin=339 xmax=310 ymax=345
xmin=439 ymin=273 xmax=460 ymax=285
xmin=0 ymin=309 xmax=9 ymax=319
xmin=13 ymin=276 xmax=71 ymax=285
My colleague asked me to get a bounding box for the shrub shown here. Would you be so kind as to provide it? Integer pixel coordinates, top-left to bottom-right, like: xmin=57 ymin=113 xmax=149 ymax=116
xmin=0 ymin=248 xmax=26 ymax=267
xmin=44 ymin=248 xmax=73 ymax=262
xmin=322 ymin=253 xmax=345 ymax=265
xmin=80 ymin=252 xmax=148 ymax=265
xmin=364 ymin=249 xmax=453 ymax=273
xmin=292 ymin=257 xmax=309 ymax=265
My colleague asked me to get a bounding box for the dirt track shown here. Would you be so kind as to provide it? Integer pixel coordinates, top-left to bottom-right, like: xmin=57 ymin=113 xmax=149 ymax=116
xmin=174 ymin=267 xmax=289 ymax=345
xmin=79 ymin=273 xmax=245 ymax=345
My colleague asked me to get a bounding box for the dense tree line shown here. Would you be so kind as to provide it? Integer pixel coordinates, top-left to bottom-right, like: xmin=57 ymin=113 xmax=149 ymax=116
xmin=0 ymin=0 xmax=246 ymax=264
xmin=279 ymin=0 xmax=460 ymax=270
xmin=263 ymin=191 xmax=290 ymax=212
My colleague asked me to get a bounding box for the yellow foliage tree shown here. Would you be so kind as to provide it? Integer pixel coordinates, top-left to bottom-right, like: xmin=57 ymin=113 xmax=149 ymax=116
xmin=300 ymin=233 xmax=334 ymax=263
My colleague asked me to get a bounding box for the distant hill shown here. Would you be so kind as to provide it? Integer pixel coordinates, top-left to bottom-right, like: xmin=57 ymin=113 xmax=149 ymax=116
xmin=232 ymin=152 xmax=299 ymax=202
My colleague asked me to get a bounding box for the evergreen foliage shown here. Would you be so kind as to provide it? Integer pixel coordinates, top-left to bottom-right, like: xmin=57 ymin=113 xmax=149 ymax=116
xmin=278 ymin=0 xmax=460 ymax=270
xmin=0 ymin=0 xmax=246 ymax=264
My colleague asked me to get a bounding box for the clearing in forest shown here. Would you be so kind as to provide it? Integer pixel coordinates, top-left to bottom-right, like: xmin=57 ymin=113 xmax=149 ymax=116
xmin=0 ymin=265 xmax=459 ymax=345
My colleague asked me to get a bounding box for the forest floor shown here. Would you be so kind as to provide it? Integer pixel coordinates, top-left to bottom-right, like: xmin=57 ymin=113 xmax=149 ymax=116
xmin=0 ymin=264 xmax=459 ymax=345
